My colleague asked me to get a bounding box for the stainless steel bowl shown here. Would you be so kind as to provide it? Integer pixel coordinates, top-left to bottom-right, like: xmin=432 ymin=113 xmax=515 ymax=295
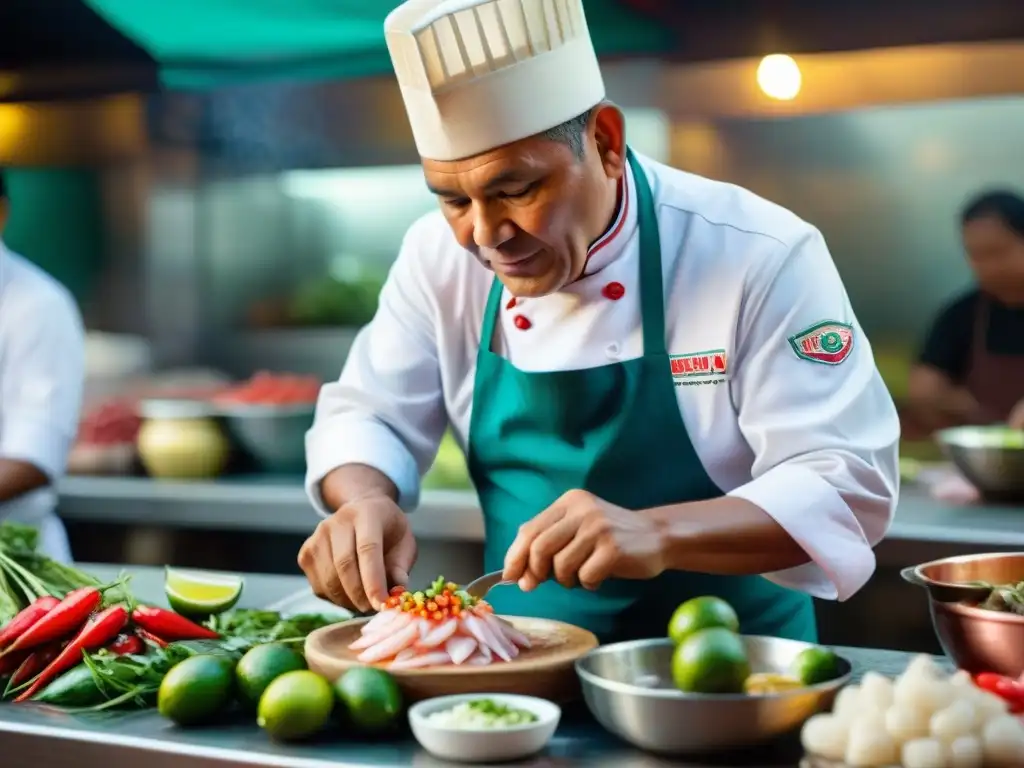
xmin=218 ymin=403 xmax=314 ymax=473
xmin=936 ymin=425 xmax=1024 ymax=501
xmin=575 ymin=636 xmax=851 ymax=755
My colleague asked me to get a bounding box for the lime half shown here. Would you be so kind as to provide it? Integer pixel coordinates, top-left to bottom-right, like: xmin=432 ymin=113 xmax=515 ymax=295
xmin=166 ymin=567 xmax=244 ymax=616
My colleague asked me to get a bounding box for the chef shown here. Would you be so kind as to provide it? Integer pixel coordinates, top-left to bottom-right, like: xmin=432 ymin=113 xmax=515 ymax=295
xmin=909 ymin=190 xmax=1024 ymax=431
xmin=300 ymin=0 xmax=899 ymax=643
xmin=0 ymin=168 xmax=85 ymax=563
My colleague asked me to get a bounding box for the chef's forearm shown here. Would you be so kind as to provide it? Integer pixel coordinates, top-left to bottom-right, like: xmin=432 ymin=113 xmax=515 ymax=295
xmin=0 ymin=459 xmax=49 ymax=503
xmin=319 ymin=463 xmax=400 ymax=512
xmin=647 ymin=497 xmax=812 ymax=575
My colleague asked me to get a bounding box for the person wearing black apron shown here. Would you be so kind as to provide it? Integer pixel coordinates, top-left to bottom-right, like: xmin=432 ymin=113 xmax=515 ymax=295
xmin=911 ymin=190 xmax=1024 ymax=430
xmin=299 ymin=0 xmax=900 ymax=645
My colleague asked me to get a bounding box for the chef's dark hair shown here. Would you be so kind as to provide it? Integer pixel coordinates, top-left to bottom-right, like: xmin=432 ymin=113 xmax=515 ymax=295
xmin=0 ymin=168 xmax=6 ymax=199
xmin=541 ymin=107 xmax=594 ymax=160
xmin=961 ymin=190 xmax=1024 ymax=238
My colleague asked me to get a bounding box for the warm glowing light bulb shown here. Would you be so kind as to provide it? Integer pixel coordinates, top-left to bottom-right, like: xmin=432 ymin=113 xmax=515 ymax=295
xmin=757 ymin=54 xmax=801 ymax=100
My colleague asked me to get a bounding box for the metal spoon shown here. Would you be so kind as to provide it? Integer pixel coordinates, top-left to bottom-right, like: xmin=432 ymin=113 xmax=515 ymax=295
xmin=465 ymin=570 xmax=515 ymax=600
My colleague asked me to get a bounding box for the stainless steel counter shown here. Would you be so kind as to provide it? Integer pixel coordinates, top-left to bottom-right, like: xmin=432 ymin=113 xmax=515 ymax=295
xmin=0 ymin=564 xmax=945 ymax=768
xmin=58 ymin=476 xmax=483 ymax=541
xmin=57 ymin=475 xmax=1024 ymax=547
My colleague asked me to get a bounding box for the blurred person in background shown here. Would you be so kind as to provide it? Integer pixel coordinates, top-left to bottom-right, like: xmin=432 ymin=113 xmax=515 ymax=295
xmin=910 ymin=190 xmax=1024 ymax=432
xmin=0 ymin=168 xmax=85 ymax=562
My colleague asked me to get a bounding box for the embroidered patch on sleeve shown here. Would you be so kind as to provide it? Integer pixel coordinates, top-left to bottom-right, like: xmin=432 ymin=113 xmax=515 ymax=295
xmin=788 ymin=321 xmax=854 ymax=365
xmin=670 ymin=349 xmax=728 ymax=386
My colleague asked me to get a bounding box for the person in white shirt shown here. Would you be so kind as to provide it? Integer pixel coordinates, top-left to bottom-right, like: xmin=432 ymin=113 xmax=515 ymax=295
xmin=300 ymin=0 xmax=900 ymax=643
xmin=0 ymin=169 xmax=85 ymax=563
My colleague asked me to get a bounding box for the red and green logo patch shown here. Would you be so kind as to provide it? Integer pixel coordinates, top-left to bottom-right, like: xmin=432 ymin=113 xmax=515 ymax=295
xmin=788 ymin=321 xmax=854 ymax=365
xmin=669 ymin=349 xmax=728 ymax=386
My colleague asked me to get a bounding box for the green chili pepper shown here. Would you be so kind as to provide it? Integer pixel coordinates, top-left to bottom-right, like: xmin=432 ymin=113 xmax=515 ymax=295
xmin=32 ymin=665 xmax=105 ymax=708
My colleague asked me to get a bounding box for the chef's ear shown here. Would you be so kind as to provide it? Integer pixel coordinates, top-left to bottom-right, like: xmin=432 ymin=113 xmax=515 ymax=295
xmin=0 ymin=198 xmax=7 ymax=235
xmin=590 ymin=103 xmax=626 ymax=180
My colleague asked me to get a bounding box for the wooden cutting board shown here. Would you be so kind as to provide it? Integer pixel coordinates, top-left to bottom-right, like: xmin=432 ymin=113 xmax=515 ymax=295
xmin=305 ymin=615 xmax=598 ymax=703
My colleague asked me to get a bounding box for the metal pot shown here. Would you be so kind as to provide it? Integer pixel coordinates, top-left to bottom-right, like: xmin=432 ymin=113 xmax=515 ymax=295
xmin=936 ymin=426 xmax=1024 ymax=502
xmin=902 ymin=552 xmax=1024 ymax=677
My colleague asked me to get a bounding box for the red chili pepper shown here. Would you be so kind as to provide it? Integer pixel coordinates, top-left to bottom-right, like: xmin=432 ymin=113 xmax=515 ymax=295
xmin=0 ymin=650 xmax=28 ymax=677
xmin=8 ymin=642 xmax=63 ymax=690
xmin=0 ymin=597 xmax=60 ymax=649
xmin=131 ymin=606 xmax=219 ymax=641
xmin=134 ymin=628 xmax=168 ymax=648
xmin=0 ymin=588 xmax=101 ymax=657
xmin=108 ymin=633 xmax=144 ymax=655
xmin=975 ymin=672 xmax=1024 ymax=713
xmin=15 ymin=605 xmax=129 ymax=703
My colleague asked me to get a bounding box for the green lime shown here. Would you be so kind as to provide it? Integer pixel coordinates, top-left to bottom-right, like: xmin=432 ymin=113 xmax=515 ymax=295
xmin=165 ymin=567 xmax=244 ymax=617
xmin=671 ymin=627 xmax=751 ymax=694
xmin=158 ymin=654 xmax=235 ymax=726
xmin=236 ymin=644 xmax=308 ymax=710
xmin=668 ymin=596 xmax=740 ymax=644
xmin=789 ymin=647 xmax=841 ymax=686
xmin=257 ymin=670 xmax=335 ymax=741
xmin=333 ymin=666 xmax=404 ymax=732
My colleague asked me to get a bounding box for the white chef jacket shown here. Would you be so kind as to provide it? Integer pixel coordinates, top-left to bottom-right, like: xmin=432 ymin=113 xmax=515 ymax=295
xmin=0 ymin=242 xmax=84 ymax=563
xmin=306 ymin=152 xmax=900 ymax=602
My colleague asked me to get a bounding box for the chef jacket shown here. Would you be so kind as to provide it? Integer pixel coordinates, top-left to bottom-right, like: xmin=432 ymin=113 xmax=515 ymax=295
xmin=305 ymin=152 xmax=900 ymax=602
xmin=0 ymin=241 xmax=84 ymax=562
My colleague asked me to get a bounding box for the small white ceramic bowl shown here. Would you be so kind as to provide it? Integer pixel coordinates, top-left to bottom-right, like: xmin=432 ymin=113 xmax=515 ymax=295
xmin=407 ymin=693 xmax=561 ymax=763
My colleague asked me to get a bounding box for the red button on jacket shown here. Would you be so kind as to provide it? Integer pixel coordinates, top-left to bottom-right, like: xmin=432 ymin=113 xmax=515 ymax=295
xmin=602 ymin=281 xmax=625 ymax=300
xmin=513 ymin=315 xmax=532 ymax=330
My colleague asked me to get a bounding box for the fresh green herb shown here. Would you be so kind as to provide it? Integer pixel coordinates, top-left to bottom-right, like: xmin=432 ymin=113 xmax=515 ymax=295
xmin=204 ymin=610 xmax=339 ymax=645
xmin=0 ymin=523 xmax=109 ymax=623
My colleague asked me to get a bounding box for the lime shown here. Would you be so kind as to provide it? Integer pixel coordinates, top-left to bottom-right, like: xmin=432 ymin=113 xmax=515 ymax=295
xmin=165 ymin=567 xmax=244 ymax=617
xmin=257 ymin=670 xmax=335 ymax=741
xmin=668 ymin=596 xmax=740 ymax=644
xmin=789 ymin=647 xmax=841 ymax=686
xmin=236 ymin=644 xmax=307 ymax=710
xmin=334 ymin=666 xmax=404 ymax=732
xmin=158 ymin=655 xmax=235 ymax=726
xmin=671 ymin=627 xmax=751 ymax=694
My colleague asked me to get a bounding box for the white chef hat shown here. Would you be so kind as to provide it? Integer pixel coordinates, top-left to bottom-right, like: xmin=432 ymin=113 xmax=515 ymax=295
xmin=385 ymin=0 xmax=606 ymax=161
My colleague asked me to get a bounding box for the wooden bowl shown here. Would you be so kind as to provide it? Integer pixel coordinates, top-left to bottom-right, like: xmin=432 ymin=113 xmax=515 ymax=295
xmin=305 ymin=616 xmax=598 ymax=703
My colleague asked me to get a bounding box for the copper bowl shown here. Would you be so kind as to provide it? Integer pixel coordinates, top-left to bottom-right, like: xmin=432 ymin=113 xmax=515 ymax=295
xmin=902 ymin=552 xmax=1024 ymax=677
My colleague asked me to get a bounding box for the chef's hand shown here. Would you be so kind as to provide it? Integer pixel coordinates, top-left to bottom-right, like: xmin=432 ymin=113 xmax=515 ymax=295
xmin=502 ymin=489 xmax=666 ymax=592
xmin=1009 ymin=399 xmax=1024 ymax=430
xmin=298 ymin=496 xmax=417 ymax=613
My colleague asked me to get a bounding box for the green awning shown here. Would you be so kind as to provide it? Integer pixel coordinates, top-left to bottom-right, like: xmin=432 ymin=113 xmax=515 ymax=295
xmin=83 ymin=0 xmax=674 ymax=90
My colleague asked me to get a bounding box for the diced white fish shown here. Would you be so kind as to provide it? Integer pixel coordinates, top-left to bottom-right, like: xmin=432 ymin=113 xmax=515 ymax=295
xmin=349 ymin=611 xmax=412 ymax=650
xmin=495 ymin=617 xmax=532 ymax=649
xmin=481 ymin=614 xmax=520 ymax=659
xmin=445 ymin=635 xmax=477 ymax=665
xmin=362 ymin=609 xmax=400 ymax=635
xmin=460 ymin=615 xmax=492 ymax=653
xmin=389 ymin=650 xmax=451 ymax=670
xmin=418 ymin=620 xmax=431 ymax=641
xmin=394 ymin=647 xmax=418 ymax=662
xmin=466 ymin=650 xmax=493 ymax=666
xmin=357 ymin=619 xmax=420 ymax=663
xmin=466 ymin=614 xmax=513 ymax=662
xmin=417 ymin=618 xmax=458 ymax=649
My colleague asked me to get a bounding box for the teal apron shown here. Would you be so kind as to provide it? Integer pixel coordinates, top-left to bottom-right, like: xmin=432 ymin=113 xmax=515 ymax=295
xmin=466 ymin=150 xmax=816 ymax=644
